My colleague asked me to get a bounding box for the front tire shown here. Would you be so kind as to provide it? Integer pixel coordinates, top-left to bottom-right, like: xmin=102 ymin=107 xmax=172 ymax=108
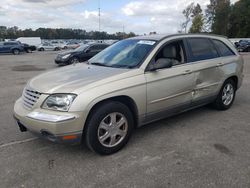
xmin=12 ymin=49 xmax=20 ymax=55
xmin=85 ymin=101 xmax=134 ymax=155
xmin=212 ymin=79 xmax=236 ymax=110
xmin=69 ymin=57 xmax=79 ymax=64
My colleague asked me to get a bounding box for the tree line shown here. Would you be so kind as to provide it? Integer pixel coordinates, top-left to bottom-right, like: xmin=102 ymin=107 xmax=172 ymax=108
xmin=1 ymin=0 xmax=249 ymax=40
xmin=0 ymin=26 xmax=136 ymax=40
xmin=181 ymin=0 xmax=250 ymax=37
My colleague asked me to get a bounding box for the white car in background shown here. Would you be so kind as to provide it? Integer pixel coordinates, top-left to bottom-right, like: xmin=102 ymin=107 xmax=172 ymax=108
xmin=51 ymin=41 xmax=67 ymax=49
xmin=37 ymin=43 xmax=60 ymax=51
xmin=16 ymin=37 xmax=42 ymax=47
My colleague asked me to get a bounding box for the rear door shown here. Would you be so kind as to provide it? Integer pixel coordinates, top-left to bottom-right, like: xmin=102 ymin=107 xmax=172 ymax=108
xmin=186 ymin=37 xmax=223 ymax=104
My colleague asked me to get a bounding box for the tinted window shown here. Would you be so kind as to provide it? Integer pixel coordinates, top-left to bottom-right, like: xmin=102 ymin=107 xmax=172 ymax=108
xmin=5 ymin=42 xmax=18 ymax=46
xmin=212 ymin=39 xmax=235 ymax=57
xmin=73 ymin=44 xmax=89 ymax=52
xmin=188 ymin=38 xmax=218 ymax=61
xmin=98 ymin=44 xmax=108 ymax=50
xmin=90 ymin=45 xmax=107 ymax=51
xmin=89 ymin=45 xmax=98 ymax=51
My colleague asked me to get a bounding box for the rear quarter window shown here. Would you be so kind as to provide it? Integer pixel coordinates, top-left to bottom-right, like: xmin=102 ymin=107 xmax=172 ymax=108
xmin=187 ymin=38 xmax=219 ymax=62
xmin=212 ymin=39 xmax=235 ymax=57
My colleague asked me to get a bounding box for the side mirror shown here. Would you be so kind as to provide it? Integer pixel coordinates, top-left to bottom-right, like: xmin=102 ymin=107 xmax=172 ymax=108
xmin=149 ymin=58 xmax=173 ymax=71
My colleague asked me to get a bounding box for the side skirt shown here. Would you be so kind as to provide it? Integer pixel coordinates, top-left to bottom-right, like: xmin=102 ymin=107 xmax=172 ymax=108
xmin=138 ymin=95 xmax=216 ymax=127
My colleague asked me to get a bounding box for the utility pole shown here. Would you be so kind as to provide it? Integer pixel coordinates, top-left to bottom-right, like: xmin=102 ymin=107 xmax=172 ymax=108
xmin=123 ymin=25 xmax=125 ymax=39
xmin=98 ymin=0 xmax=101 ymax=32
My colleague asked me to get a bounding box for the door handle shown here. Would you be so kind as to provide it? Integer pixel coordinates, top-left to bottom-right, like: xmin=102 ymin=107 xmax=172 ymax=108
xmin=182 ymin=70 xmax=192 ymax=75
xmin=216 ymin=63 xmax=224 ymax=67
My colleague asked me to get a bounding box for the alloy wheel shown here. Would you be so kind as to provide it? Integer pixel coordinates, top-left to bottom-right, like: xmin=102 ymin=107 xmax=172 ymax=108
xmin=97 ymin=112 xmax=128 ymax=148
xmin=222 ymin=83 xmax=234 ymax=106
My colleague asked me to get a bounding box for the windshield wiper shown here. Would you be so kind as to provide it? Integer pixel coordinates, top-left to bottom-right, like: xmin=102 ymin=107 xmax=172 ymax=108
xmin=90 ymin=62 xmax=111 ymax=67
xmin=112 ymin=64 xmax=135 ymax=69
xmin=91 ymin=62 xmax=135 ymax=69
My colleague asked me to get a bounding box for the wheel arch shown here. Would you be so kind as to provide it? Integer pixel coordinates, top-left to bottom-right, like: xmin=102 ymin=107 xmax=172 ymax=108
xmin=12 ymin=48 xmax=20 ymax=52
xmin=71 ymin=56 xmax=80 ymax=60
xmin=84 ymin=95 xmax=139 ymax=131
xmin=225 ymin=75 xmax=238 ymax=89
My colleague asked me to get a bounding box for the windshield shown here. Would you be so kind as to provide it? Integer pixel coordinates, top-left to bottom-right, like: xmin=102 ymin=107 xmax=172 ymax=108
xmin=88 ymin=39 xmax=156 ymax=68
xmin=73 ymin=44 xmax=89 ymax=52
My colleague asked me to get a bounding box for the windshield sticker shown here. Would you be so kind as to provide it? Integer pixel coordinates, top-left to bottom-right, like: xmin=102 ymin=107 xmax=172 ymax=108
xmin=137 ymin=40 xmax=156 ymax=45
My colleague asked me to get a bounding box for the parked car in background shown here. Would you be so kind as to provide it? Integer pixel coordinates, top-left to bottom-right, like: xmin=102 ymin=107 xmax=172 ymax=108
xmin=14 ymin=34 xmax=244 ymax=155
xmin=65 ymin=41 xmax=80 ymax=49
xmin=0 ymin=41 xmax=24 ymax=55
xmin=37 ymin=43 xmax=60 ymax=51
xmin=21 ymin=43 xmax=36 ymax=53
xmin=51 ymin=41 xmax=67 ymax=49
xmin=55 ymin=43 xmax=109 ymax=65
xmin=237 ymin=40 xmax=250 ymax=52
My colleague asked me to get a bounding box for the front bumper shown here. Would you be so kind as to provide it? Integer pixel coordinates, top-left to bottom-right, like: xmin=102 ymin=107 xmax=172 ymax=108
xmin=54 ymin=57 xmax=69 ymax=65
xmin=13 ymin=98 xmax=84 ymax=144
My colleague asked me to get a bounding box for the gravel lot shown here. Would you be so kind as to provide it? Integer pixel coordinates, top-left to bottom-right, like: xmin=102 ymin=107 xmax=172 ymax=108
xmin=0 ymin=51 xmax=250 ymax=188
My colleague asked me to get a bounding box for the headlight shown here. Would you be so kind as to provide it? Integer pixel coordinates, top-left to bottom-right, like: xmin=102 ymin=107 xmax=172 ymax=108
xmin=42 ymin=94 xmax=77 ymax=111
xmin=62 ymin=54 xmax=71 ymax=59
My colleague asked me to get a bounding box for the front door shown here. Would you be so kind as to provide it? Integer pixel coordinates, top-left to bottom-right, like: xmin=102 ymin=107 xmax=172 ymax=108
xmin=3 ymin=43 xmax=11 ymax=52
xmin=145 ymin=39 xmax=195 ymax=121
xmin=0 ymin=43 xmax=4 ymax=53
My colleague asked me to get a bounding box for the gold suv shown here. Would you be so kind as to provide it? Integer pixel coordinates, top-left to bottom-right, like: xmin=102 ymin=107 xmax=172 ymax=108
xmin=14 ymin=34 xmax=244 ymax=155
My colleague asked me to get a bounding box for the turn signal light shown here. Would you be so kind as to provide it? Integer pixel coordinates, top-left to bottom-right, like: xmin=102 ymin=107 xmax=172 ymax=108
xmin=62 ymin=135 xmax=77 ymax=140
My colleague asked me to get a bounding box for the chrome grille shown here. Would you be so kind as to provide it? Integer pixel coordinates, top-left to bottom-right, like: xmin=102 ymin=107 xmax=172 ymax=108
xmin=22 ymin=88 xmax=42 ymax=109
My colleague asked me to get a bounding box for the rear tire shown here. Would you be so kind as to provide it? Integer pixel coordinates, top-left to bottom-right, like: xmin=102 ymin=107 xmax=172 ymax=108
xmin=84 ymin=101 xmax=134 ymax=155
xmin=212 ymin=79 xmax=236 ymax=110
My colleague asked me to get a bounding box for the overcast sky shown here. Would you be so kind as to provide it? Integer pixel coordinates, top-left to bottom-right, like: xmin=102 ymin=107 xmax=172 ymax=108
xmin=0 ymin=0 xmax=238 ymax=34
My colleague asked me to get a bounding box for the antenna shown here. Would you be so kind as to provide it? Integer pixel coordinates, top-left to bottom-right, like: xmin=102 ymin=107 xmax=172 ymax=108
xmin=98 ymin=0 xmax=101 ymax=32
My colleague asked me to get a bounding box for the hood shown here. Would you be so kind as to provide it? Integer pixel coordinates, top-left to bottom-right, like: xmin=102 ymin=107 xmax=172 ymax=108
xmin=57 ymin=50 xmax=74 ymax=56
xmin=57 ymin=50 xmax=82 ymax=58
xmin=28 ymin=63 xmax=130 ymax=94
